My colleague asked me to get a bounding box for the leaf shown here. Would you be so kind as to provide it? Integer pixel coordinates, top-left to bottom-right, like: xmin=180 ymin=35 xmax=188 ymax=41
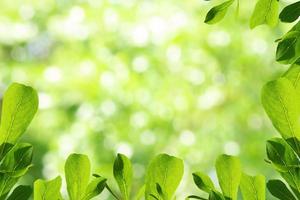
xmin=204 ymin=0 xmax=235 ymax=24
xmin=279 ymin=1 xmax=300 ymax=23
xmin=209 ymin=190 xmax=225 ymax=200
xmin=240 ymin=173 xmax=265 ymax=200
xmin=261 ymin=78 xmax=300 ymax=153
xmin=65 ymin=153 xmax=91 ymax=200
xmin=134 ymin=185 xmax=145 ymax=200
xmin=280 ymin=167 xmax=300 ymax=194
xmin=187 ymin=195 xmax=207 ymax=200
xmin=0 ymin=143 xmax=33 ymax=177
xmin=0 ymin=83 xmax=38 ymax=145
xmin=113 ymin=153 xmax=133 ymax=200
xmin=192 ymin=172 xmax=215 ymax=193
xmin=283 ymin=64 xmax=300 ymax=89
xmin=266 ymin=138 xmax=299 ymax=172
xmin=7 ymin=185 xmax=32 ymax=200
xmin=145 ymin=154 xmax=184 ymax=200
xmin=83 ymin=176 xmax=107 ymax=200
xmin=276 ymin=31 xmax=300 ymax=64
xmin=267 ymin=179 xmax=296 ymax=200
xmin=33 ymin=176 xmax=62 ymax=200
xmin=215 ymin=154 xmax=241 ymax=200
xmin=250 ymin=0 xmax=279 ymax=29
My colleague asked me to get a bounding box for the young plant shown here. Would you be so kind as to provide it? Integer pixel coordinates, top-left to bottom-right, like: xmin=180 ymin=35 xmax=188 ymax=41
xmin=189 ymin=154 xmax=265 ymax=200
xmin=33 ymin=153 xmax=107 ymax=200
xmin=0 ymin=83 xmax=38 ymax=200
xmin=105 ymin=153 xmax=184 ymax=200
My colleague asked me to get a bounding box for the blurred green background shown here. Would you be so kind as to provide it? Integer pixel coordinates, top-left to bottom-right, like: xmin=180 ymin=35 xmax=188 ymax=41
xmin=0 ymin=0 xmax=295 ymax=199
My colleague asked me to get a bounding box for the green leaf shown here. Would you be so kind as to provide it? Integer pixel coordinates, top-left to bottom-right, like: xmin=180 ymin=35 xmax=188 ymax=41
xmin=209 ymin=190 xmax=225 ymax=200
xmin=113 ymin=153 xmax=133 ymax=200
xmin=204 ymin=0 xmax=234 ymax=24
xmin=187 ymin=195 xmax=207 ymax=200
xmin=267 ymin=179 xmax=296 ymax=200
xmin=250 ymin=0 xmax=279 ymax=29
xmin=279 ymin=1 xmax=300 ymax=23
xmin=283 ymin=64 xmax=300 ymax=90
xmin=276 ymin=31 xmax=300 ymax=64
xmin=134 ymin=185 xmax=145 ymax=200
xmin=0 ymin=143 xmax=33 ymax=177
xmin=145 ymin=154 xmax=184 ymax=200
xmin=0 ymin=83 xmax=38 ymax=145
xmin=83 ymin=176 xmax=107 ymax=200
xmin=261 ymin=78 xmax=300 ymax=153
xmin=240 ymin=173 xmax=265 ymax=200
xmin=65 ymin=153 xmax=91 ymax=200
xmin=266 ymin=138 xmax=299 ymax=172
xmin=33 ymin=176 xmax=62 ymax=200
xmin=7 ymin=185 xmax=32 ymax=200
xmin=215 ymin=154 xmax=241 ymax=200
xmin=192 ymin=172 xmax=215 ymax=193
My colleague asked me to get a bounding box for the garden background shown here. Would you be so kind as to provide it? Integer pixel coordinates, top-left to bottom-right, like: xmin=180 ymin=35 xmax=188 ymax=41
xmin=0 ymin=0 xmax=294 ymax=199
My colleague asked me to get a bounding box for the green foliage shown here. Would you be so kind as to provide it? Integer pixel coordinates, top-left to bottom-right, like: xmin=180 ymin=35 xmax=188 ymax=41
xmin=7 ymin=185 xmax=32 ymax=200
xmin=145 ymin=154 xmax=184 ymax=200
xmin=113 ymin=153 xmax=133 ymax=200
xmin=279 ymin=1 xmax=300 ymax=23
xmin=192 ymin=172 xmax=215 ymax=193
xmin=250 ymin=0 xmax=279 ymax=29
xmin=0 ymin=83 xmax=37 ymax=200
xmin=65 ymin=154 xmax=91 ymax=200
xmin=216 ymin=154 xmax=241 ymax=200
xmin=267 ymin=179 xmax=297 ymax=200
xmin=204 ymin=0 xmax=235 ymax=24
xmin=189 ymin=154 xmax=263 ymax=200
xmin=240 ymin=173 xmax=265 ymax=200
xmin=34 ymin=176 xmax=62 ymax=200
xmin=33 ymin=153 xmax=107 ymax=200
xmin=0 ymin=83 xmax=38 ymax=145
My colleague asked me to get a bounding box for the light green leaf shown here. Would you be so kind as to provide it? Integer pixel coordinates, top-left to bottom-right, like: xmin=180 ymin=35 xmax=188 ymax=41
xmin=267 ymin=179 xmax=296 ymax=200
xmin=261 ymin=78 xmax=300 ymax=153
xmin=65 ymin=153 xmax=91 ymax=200
xmin=83 ymin=176 xmax=107 ymax=200
xmin=134 ymin=185 xmax=145 ymax=200
xmin=279 ymin=1 xmax=300 ymax=23
xmin=192 ymin=172 xmax=215 ymax=193
xmin=7 ymin=185 xmax=32 ymax=200
xmin=0 ymin=83 xmax=38 ymax=145
xmin=204 ymin=0 xmax=235 ymax=24
xmin=113 ymin=153 xmax=133 ymax=200
xmin=145 ymin=154 xmax=184 ymax=200
xmin=283 ymin=64 xmax=300 ymax=89
xmin=215 ymin=154 xmax=241 ymax=200
xmin=250 ymin=0 xmax=279 ymax=29
xmin=33 ymin=176 xmax=62 ymax=200
xmin=240 ymin=173 xmax=265 ymax=200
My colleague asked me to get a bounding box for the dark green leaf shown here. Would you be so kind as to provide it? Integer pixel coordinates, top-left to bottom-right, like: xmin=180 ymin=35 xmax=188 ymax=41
xmin=279 ymin=1 xmax=300 ymax=23
xmin=7 ymin=185 xmax=32 ymax=200
xmin=267 ymin=179 xmax=296 ymax=200
xmin=83 ymin=176 xmax=107 ymax=200
xmin=204 ymin=0 xmax=234 ymax=24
